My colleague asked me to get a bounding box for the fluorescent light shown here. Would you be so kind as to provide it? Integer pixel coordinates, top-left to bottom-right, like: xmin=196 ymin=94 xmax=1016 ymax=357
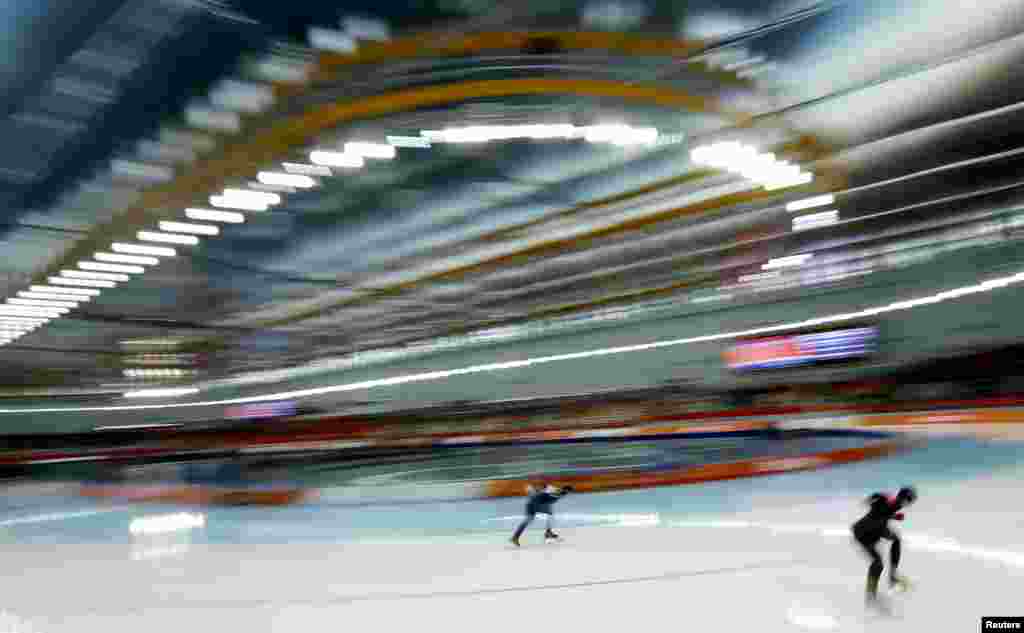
xmin=421 ymin=128 xmax=490 ymax=143
xmin=0 ymin=319 xmax=46 ymax=326
xmin=691 ymin=293 xmax=733 ymax=304
xmin=309 ymin=150 xmax=364 ymax=168
xmin=793 ymin=210 xmax=839 ymax=231
xmin=95 ymin=423 xmax=183 ymax=431
xmin=120 ymin=338 xmax=184 ymax=347
xmin=764 ymin=172 xmax=814 ymax=190
xmin=112 ymin=243 xmax=177 ymax=257
xmin=185 ymin=208 xmax=245 ymax=223
xmin=582 ymin=124 xmax=658 ymax=146
xmin=19 ymin=291 xmax=90 ymax=302
xmin=30 ymin=285 xmax=100 ymax=296
xmin=220 ymin=188 xmax=280 ymax=205
xmin=209 ymin=195 xmax=269 ymax=211
xmin=743 ymin=161 xmax=800 ymax=183
xmin=94 ymin=252 xmax=159 ymax=266
xmin=124 ymin=387 xmax=200 ymax=399
xmin=257 ymin=171 xmax=316 ymax=188
xmin=343 ymin=142 xmax=396 ymax=159
xmin=48 ymin=277 xmax=117 ymax=288
xmin=0 ymin=322 xmax=37 ymax=329
xmin=739 ymin=270 xmax=781 ymax=284
xmin=78 ymin=261 xmax=146 ymax=274
xmin=0 ymin=315 xmax=50 ymax=323
xmin=763 ymin=254 xmax=813 ymax=270
xmin=386 ymin=135 xmax=431 ymax=148
xmin=7 ymin=298 xmax=80 ymax=308
xmin=60 ymin=270 xmax=131 ymax=282
xmin=419 ymin=123 xmax=659 ymax=145
xmin=0 ymin=306 xmax=67 ymax=317
xmin=0 ymin=322 xmax=45 ymax=330
xmin=690 ymin=142 xmax=814 ymax=189
xmin=282 ymin=162 xmax=332 ymax=176
xmin=523 ymin=124 xmax=579 ymax=139
xmin=786 ymin=194 xmax=835 ymax=212
xmin=159 ymin=221 xmax=219 ymax=236
xmin=246 ymin=181 xmax=295 ymax=193
xmin=138 ymin=231 xmax=200 ymax=246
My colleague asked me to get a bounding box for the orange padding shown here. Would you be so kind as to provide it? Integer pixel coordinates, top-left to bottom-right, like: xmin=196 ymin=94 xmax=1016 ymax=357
xmin=79 ymin=484 xmax=313 ymax=506
xmin=484 ymin=440 xmax=907 ymax=497
xmin=857 ymin=409 xmax=1024 ymax=426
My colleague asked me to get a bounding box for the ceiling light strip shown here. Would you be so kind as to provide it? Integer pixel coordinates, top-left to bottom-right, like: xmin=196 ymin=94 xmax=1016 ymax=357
xmin=31 ymin=285 xmax=101 ymax=296
xmin=18 ymin=292 xmax=91 ymax=302
xmin=209 ymin=195 xmax=269 ymax=211
xmin=94 ymin=252 xmax=159 ymax=265
xmin=7 ymin=298 xmax=80 ymax=309
xmin=48 ymin=277 xmax=117 ymax=288
xmin=257 ymin=171 xmax=316 ymax=188
xmin=78 ymin=261 xmax=145 ymax=274
xmin=158 ymin=221 xmax=219 ymax=236
xmin=111 ymin=243 xmax=177 ymax=257
xmin=309 ymin=150 xmax=364 ymax=168
xmin=185 ymin=208 xmax=245 ymax=223
xmin=137 ymin=231 xmax=200 ymax=246
xmin=219 ymin=188 xmax=280 ymax=205
xmin=60 ymin=270 xmax=130 ymax=282
xmin=282 ymin=162 xmax=332 ymax=176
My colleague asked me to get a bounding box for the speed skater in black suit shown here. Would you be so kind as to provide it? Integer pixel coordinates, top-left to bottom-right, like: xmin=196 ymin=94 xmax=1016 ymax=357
xmin=851 ymin=485 xmax=917 ymax=606
xmin=511 ymin=483 xmax=573 ymax=546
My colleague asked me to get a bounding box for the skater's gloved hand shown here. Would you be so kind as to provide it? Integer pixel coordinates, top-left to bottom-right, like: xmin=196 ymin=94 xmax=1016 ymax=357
xmin=894 ymin=513 xmax=905 ymax=520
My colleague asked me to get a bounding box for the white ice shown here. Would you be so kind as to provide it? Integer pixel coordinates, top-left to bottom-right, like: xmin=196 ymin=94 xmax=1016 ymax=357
xmin=0 ymin=438 xmax=1022 ymax=632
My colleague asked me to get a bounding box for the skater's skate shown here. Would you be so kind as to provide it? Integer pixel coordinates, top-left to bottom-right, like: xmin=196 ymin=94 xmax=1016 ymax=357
xmin=889 ymin=572 xmax=911 ymax=593
xmin=511 ymin=536 xmax=520 ymax=547
xmin=544 ymin=529 xmax=560 ymax=541
xmin=865 ymin=576 xmax=892 ymax=615
xmin=866 ymin=592 xmax=893 ymax=616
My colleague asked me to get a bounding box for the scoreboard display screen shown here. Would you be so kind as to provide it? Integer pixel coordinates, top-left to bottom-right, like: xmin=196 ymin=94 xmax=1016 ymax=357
xmin=724 ymin=327 xmax=877 ymax=371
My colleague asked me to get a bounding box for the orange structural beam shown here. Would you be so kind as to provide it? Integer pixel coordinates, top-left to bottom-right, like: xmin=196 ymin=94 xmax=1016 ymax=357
xmin=288 ymin=78 xmax=749 ymax=131
xmin=36 ymin=77 xmax=748 ymax=286
xmin=313 ymin=30 xmax=715 ymax=73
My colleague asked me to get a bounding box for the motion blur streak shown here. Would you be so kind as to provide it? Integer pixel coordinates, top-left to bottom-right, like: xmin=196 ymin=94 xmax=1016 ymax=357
xmin=2 ymin=268 xmax=1021 ymax=413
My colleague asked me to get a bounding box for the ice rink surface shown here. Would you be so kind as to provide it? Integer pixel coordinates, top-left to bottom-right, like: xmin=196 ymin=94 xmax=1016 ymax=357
xmin=2 ymin=436 xmax=1023 ymax=632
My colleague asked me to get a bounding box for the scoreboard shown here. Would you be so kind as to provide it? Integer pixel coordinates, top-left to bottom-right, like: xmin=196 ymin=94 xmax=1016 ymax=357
xmin=724 ymin=327 xmax=877 ymax=371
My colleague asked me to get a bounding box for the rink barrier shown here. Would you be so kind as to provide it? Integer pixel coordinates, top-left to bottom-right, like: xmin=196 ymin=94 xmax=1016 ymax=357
xmin=481 ymin=437 xmax=909 ymax=498
xmin=316 ymin=482 xmax=488 ymax=506
xmin=78 ymin=484 xmax=315 ymax=506
xmin=4 ymin=404 xmax=1020 ymax=467
xmin=0 ymin=420 xmax=777 ymax=465
xmin=236 ymin=419 xmax=779 ymax=452
xmin=854 ymin=408 xmax=1024 ymax=426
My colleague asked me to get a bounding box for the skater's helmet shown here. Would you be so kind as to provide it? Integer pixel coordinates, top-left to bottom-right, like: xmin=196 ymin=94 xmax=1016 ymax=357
xmin=896 ymin=486 xmax=917 ymax=504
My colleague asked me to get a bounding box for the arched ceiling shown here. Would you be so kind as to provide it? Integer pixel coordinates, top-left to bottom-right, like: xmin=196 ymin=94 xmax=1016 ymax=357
xmin=1 ymin=0 xmax=1024 ymax=413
